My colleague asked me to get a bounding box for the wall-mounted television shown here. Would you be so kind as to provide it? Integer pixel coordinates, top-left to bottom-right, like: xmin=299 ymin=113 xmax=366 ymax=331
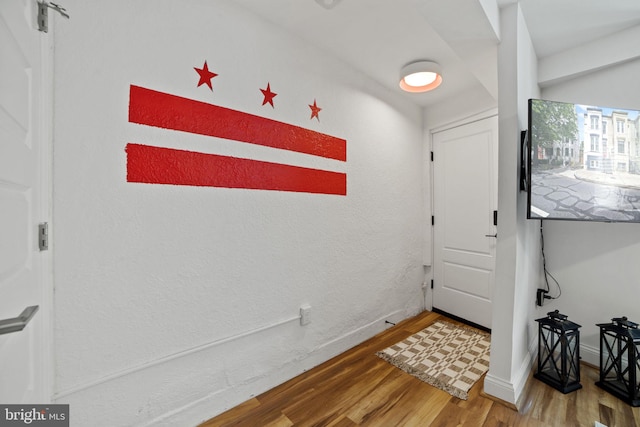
xmin=526 ymin=98 xmax=640 ymax=223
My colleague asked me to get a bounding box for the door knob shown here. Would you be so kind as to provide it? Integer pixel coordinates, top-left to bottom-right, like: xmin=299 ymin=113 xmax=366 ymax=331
xmin=0 ymin=306 xmax=39 ymax=336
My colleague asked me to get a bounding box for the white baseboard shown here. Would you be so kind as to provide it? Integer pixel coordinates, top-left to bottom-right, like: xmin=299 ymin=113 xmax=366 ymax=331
xmin=142 ymin=307 xmax=418 ymax=427
xmin=484 ymin=372 xmax=518 ymax=403
xmin=483 ymin=338 xmax=536 ymax=405
xmin=515 ymin=345 xmax=536 ymax=399
xmin=580 ymin=343 xmax=600 ymax=367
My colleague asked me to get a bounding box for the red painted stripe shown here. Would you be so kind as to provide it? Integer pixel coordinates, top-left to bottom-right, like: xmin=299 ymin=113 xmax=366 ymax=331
xmin=128 ymin=85 xmax=347 ymax=162
xmin=126 ymin=143 xmax=347 ymax=195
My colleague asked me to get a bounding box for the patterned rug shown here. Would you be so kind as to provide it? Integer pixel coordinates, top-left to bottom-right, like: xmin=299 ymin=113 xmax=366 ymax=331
xmin=376 ymin=320 xmax=491 ymax=400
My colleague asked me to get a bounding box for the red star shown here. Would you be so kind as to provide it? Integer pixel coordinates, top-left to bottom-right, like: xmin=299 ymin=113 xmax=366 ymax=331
xmin=309 ymin=99 xmax=321 ymax=121
xmin=260 ymin=83 xmax=277 ymax=107
xmin=194 ymin=61 xmax=218 ymax=91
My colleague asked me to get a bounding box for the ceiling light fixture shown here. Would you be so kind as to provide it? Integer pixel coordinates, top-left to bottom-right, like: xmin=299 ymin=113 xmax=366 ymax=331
xmin=399 ymin=60 xmax=443 ymax=93
xmin=315 ymin=0 xmax=344 ymax=9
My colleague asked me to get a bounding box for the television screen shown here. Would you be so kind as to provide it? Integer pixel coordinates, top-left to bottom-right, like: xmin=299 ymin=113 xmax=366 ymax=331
xmin=527 ymin=98 xmax=640 ymax=222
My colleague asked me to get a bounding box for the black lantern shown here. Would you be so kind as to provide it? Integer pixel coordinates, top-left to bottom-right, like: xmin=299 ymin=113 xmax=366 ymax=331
xmin=596 ymin=316 xmax=640 ymax=407
xmin=534 ymin=310 xmax=582 ymax=393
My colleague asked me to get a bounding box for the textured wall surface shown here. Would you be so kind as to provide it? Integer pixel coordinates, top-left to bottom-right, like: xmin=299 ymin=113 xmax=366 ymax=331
xmin=52 ymin=1 xmax=425 ymax=425
xmin=541 ymin=59 xmax=640 ymax=366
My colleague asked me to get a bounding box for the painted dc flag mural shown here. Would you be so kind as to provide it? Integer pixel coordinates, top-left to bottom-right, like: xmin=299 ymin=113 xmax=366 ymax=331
xmin=126 ymin=61 xmax=347 ymax=195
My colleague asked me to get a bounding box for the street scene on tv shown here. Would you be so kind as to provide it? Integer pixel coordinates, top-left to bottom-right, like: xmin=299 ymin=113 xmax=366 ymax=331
xmin=529 ymin=99 xmax=640 ymax=222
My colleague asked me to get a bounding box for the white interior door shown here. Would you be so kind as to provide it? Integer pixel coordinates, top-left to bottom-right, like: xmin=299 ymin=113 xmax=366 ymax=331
xmin=432 ymin=116 xmax=498 ymax=330
xmin=0 ymin=0 xmax=51 ymax=403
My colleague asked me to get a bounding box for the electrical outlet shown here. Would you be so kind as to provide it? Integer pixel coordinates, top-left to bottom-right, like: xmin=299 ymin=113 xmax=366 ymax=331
xmin=536 ymin=289 xmax=548 ymax=307
xmin=300 ymin=305 xmax=311 ymax=326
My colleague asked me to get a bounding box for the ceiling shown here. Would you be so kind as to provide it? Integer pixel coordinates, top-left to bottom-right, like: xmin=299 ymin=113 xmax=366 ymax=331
xmin=233 ymin=0 xmax=640 ymax=108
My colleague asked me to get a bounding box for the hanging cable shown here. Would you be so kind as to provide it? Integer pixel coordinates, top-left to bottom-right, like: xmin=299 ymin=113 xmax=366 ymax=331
xmin=540 ymin=220 xmax=562 ymax=299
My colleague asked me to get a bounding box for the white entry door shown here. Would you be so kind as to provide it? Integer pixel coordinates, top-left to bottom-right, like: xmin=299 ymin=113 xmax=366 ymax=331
xmin=432 ymin=116 xmax=498 ymax=329
xmin=0 ymin=0 xmax=51 ymax=403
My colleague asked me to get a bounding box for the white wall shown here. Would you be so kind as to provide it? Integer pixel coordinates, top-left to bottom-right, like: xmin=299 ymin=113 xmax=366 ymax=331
xmin=539 ymin=58 xmax=640 ymax=366
xmin=51 ymin=1 xmax=425 ymax=425
xmin=484 ymin=3 xmax=541 ymax=405
xmin=487 ymin=5 xmax=640 ymax=402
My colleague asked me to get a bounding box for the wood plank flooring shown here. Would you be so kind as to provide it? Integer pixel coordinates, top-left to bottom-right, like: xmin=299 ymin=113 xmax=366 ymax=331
xmin=200 ymin=310 xmax=640 ymax=427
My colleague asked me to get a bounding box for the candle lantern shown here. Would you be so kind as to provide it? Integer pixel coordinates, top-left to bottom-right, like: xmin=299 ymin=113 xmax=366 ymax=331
xmin=534 ymin=310 xmax=582 ymax=393
xmin=596 ymin=316 xmax=640 ymax=407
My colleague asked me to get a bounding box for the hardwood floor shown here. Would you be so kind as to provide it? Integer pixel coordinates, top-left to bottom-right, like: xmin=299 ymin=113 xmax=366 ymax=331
xmin=200 ymin=311 xmax=640 ymax=427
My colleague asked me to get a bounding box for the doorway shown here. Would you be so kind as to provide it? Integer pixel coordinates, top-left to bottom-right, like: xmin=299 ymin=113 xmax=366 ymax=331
xmin=431 ymin=115 xmax=498 ymax=330
xmin=0 ymin=0 xmax=52 ymax=403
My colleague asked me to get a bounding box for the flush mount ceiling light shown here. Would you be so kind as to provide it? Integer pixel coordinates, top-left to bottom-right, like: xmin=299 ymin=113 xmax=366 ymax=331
xmin=315 ymin=0 xmax=344 ymax=9
xmin=399 ymin=60 xmax=443 ymax=93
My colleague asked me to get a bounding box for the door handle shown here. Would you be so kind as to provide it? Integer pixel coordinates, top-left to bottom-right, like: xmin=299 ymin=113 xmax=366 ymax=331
xmin=0 ymin=306 xmax=39 ymax=336
xmin=485 ymin=233 xmax=497 ymax=238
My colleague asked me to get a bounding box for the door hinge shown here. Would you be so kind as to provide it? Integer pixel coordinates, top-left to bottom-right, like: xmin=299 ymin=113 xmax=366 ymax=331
xmin=430 ymin=151 xmax=434 ymax=161
xmin=431 ymin=215 xmax=434 ymax=226
xmin=493 ymin=210 xmax=498 ymax=226
xmin=38 ymin=1 xmax=70 ymax=33
xmin=430 ymin=279 xmax=434 ymax=289
xmin=38 ymin=223 xmax=48 ymax=251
